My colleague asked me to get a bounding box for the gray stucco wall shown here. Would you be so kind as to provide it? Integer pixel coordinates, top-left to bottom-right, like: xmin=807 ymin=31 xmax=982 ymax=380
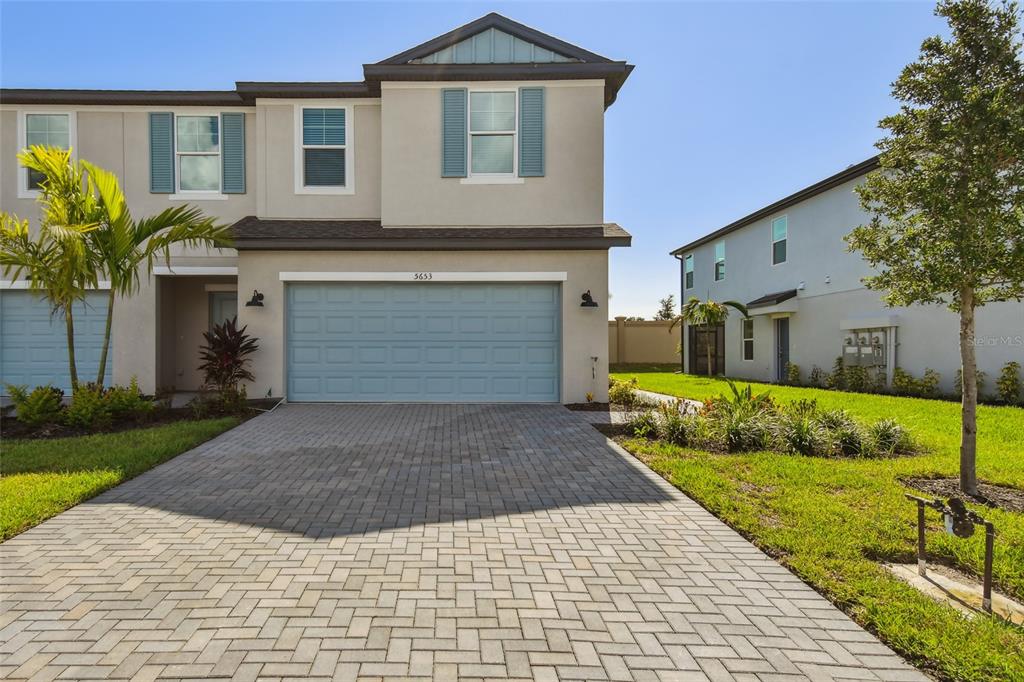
xmin=679 ymin=177 xmax=1024 ymax=393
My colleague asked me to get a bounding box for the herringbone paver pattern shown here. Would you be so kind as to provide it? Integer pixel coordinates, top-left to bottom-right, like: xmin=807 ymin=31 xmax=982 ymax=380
xmin=1 ymin=404 xmax=926 ymax=681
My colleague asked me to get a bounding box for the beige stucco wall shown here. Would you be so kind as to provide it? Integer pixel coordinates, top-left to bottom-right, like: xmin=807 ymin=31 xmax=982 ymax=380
xmin=255 ymin=101 xmax=381 ymax=220
xmin=379 ymin=81 xmax=604 ymax=227
xmin=608 ymin=319 xmax=681 ymax=364
xmin=237 ymin=250 xmax=610 ymax=403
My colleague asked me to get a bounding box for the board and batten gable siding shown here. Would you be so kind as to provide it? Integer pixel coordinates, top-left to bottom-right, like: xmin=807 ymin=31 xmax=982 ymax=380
xmin=380 ymin=81 xmax=603 ymax=227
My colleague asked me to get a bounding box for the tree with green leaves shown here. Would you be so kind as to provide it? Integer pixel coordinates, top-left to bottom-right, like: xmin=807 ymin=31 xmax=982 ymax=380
xmin=85 ymin=162 xmax=230 ymax=386
xmin=670 ymin=296 xmax=748 ymax=377
xmin=0 ymin=148 xmax=102 ymax=388
xmin=654 ymin=294 xmax=676 ymax=321
xmin=847 ymin=0 xmax=1024 ymax=495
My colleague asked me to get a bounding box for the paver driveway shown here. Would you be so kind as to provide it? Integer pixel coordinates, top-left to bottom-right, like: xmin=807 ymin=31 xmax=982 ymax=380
xmin=1 ymin=404 xmax=926 ymax=682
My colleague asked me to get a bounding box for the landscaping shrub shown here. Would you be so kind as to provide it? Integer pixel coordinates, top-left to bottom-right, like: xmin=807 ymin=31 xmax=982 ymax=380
xmin=626 ymin=410 xmax=660 ymax=439
xmin=954 ymin=368 xmax=988 ymax=401
xmin=826 ymin=357 xmax=846 ymax=390
xmin=5 ymin=384 xmax=63 ymax=427
xmin=199 ymin=317 xmax=259 ymax=397
xmin=919 ymin=368 xmax=941 ymax=398
xmin=867 ymin=419 xmax=915 ymax=455
xmin=808 ymin=365 xmax=826 ymax=388
xmin=104 ymin=377 xmax=155 ymax=421
xmin=719 ymin=409 xmax=773 ymax=452
xmin=660 ymin=411 xmax=688 ymax=446
xmin=784 ymin=362 xmax=801 ymax=386
xmin=608 ymin=377 xmax=639 ymax=406
xmin=996 ymin=361 xmax=1021 ymax=405
xmin=774 ymin=411 xmax=827 ymax=456
xmin=891 ymin=367 xmax=918 ymax=396
xmin=63 ymin=384 xmax=112 ymax=430
xmin=843 ymin=365 xmax=870 ymax=393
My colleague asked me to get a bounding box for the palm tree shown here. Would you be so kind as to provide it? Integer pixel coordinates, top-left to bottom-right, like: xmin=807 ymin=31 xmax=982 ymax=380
xmin=0 ymin=147 xmax=102 ymax=389
xmin=670 ymin=295 xmax=748 ymax=377
xmin=85 ymin=162 xmax=231 ymax=386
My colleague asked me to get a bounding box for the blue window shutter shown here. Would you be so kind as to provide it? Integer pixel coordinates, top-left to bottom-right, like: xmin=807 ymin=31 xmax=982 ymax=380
xmin=518 ymin=87 xmax=545 ymax=177
xmin=149 ymin=112 xmax=174 ymax=193
xmin=441 ymin=89 xmax=467 ymax=177
xmin=221 ymin=113 xmax=246 ymax=194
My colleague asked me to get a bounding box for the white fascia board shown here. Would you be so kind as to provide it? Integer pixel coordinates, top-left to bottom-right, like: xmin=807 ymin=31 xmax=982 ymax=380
xmin=278 ymin=271 xmax=569 ymax=282
xmin=154 ymin=266 xmax=238 ymax=276
xmin=1 ymin=280 xmax=110 ymax=290
xmin=747 ymin=300 xmax=800 ymax=316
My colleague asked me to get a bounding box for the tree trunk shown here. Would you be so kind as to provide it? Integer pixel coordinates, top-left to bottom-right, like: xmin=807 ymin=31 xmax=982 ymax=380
xmin=705 ymin=325 xmax=713 ymax=377
xmin=64 ymin=302 xmax=79 ymax=390
xmin=95 ymin=287 xmax=115 ymax=387
xmin=958 ymin=286 xmax=978 ymax=496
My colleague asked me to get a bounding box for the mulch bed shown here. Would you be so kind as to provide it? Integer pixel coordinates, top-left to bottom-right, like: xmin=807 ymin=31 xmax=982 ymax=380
xmin=904 ymin=477 xmax=1024 ymax=514
xmin=1 ymin=399 xmax=278 ymax=441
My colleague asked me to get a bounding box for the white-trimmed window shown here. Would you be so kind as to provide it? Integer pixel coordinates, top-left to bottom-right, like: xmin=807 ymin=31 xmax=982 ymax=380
xmin=772 ymin=216 xmax=788 ymax=265
xmin=175 ymin=115 xmax=220 ymax=192
xmin=294 ymin=105 xmax=352 ymax=194
xmin=684 ymin=254 xmax=694 ymax=289
xmin=469 ymin=91 xmax=516 ymax=176
xmin=741 ymin=318 xmax=754 ymax=361
xmin=714 ymin=241 xmax=726 ymax=281
xmin=19 ymin=112 xmax=75 ymax=197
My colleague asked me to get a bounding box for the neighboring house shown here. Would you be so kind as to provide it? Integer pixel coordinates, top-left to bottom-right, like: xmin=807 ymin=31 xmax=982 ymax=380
xmin=0 ymin=13 xmax=633 ymax=403
xmin=671 ymin=158 xmax=1023 ymax=393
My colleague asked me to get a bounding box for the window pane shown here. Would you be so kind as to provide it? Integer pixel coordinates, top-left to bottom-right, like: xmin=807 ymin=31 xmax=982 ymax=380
xmin=715 ymin=261 xmax=725 ymax=281
xmin=303 ymin=108 xmax=345 ymax=146
xmin=744 ymin=340 xmax=754 ymax=361
xmin=773 ymin=239 xmax=787 ymax=265
xmin=179 ymin=155 xmax=220 ymax=191
xmin=304 ymin=148 xmax=345 ymax=186
xmin=177 ymin=116 xmax=218 ymax=153
xmin=470 ymin=92 xmax=515 ymax=131
xmin=685 ymin=271 xmax=694 ymax=289
xmin=471 ymin=134 xmax=513 ymax=174
xmin=715 ymin=241 xmax=725 ymax=262
xmin=27 ymin=168 xmax=45 ymax=190
xmin=772 ymin=217 xmax=787 ymax=242
xmin=684 ymin=254 xmax=693 ymax=273
xmin=25 ymin=114 xmax=69 ymax=149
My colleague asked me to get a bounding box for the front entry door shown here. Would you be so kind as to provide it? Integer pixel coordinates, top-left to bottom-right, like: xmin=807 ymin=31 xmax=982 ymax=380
xmin=209 ymin=292 xmax=238 ymax=330
xmin=688 ymin=324 xmax=725 ymax=376
xmin=775 ymin=317 xmax=790 ymax=381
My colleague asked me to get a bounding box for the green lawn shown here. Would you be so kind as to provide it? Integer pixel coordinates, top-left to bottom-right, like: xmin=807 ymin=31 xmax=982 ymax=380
xmin=611 ymin=368 xmax=1024 ymax=681
xmin=0 ymin=418 xmax=239 ymax=541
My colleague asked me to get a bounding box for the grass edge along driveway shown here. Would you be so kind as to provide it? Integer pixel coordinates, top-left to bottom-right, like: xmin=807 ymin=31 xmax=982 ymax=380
xmin=612 ymin=368 xmax=1024 ymax=682
xmin=1 ymin=417 xmax=239 ymax=542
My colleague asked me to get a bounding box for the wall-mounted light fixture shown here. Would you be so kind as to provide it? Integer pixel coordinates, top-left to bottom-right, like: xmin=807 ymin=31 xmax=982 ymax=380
xmin=245 ymin=289 xmax=265 ymax=307
xmin=580 ymin=290 xmax=599 ymax=308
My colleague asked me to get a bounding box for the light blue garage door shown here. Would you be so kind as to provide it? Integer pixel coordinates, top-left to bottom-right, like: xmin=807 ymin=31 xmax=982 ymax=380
xmin=286 ymin=282 xmax=560 ymax=402
xmin=0 ymin=290 xmax=112 ymax=393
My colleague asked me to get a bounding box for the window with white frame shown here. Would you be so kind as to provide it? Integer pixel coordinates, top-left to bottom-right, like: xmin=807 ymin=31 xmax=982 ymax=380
xmin=176 ymin=115 xmax=220 ymax=192
xmin=684 ymin=254 xmax=694 ymax=289
xmin=714 ymin=241 xmax=726 ymax=281
xmin=24 ymin=113 xmax=71 ymax=191
xmin=741 ymin=318 xmax=754 ymax=361
xmin=772 ymin=216 xmax=788 ymax=265
xmin=301 ymin=108 xmax=346 ymax=187
xmin=469 ymin=91 xmax=516 ymax=175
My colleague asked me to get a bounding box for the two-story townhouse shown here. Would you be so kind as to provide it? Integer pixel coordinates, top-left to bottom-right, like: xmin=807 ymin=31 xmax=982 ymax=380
xmin=0 ymin=13 xmax=633 ymax=403
xmin=672 ymin=158 xmax=1023 ymax=393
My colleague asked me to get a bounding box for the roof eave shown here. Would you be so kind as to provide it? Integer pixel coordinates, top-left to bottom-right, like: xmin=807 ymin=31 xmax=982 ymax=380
xmin=670 ymin=156 xmax=881 ymax=256
xmin=233 ymin=236 xmax=631 ymax=251
xmin=0 ymin=89 xmax=246 ymax=106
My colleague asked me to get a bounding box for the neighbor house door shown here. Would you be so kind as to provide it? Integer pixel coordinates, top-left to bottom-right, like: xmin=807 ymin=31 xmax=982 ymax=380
xmin=775 ymin=317 xmax=790 ymax=381
xmin=688 ymin=324 xmax=725 ymax=376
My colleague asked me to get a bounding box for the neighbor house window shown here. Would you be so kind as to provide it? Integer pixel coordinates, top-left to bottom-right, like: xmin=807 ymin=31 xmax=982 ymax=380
xmin=469 ymin=91 xmax=515 ymax=175
xmin=714 ymin=241 xmax=726 ymax=281
xmin=684 ymin=254 xmax=694 ymax=289
xmin=772 ymin=216 xmax=788 ymax=265
xmin=741 ymin=318 xmax=754 ymax=361
xmin=176 ymin=115 xmax=220 ymax=192
xmin=24 ymin=113 xmax=71 ymax=191
xmin=301 ymin=108 xmax=346 ymax=187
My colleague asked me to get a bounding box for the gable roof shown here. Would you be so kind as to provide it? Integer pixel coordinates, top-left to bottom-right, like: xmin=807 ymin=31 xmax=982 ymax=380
xmin=670 ymin=156 xmax=880 ymax=256
xmin=1 ymin=13 xmax=632 ymax=108
xmin=376 ymin=13 xmax=614 ymax=65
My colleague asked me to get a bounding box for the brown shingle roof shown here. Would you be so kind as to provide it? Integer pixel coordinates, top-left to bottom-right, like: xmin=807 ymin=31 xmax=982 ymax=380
xmin=229 ymin=216 xmax=630 ymax=250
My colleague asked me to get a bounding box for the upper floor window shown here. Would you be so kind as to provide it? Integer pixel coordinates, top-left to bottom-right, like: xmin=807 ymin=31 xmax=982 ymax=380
xmin=302 ymin=108 xmax=346 ymax=187
xmin=772 ymin=216 xmax=788 ymax=265
xmin=714 ymin=241 xmax=725 ymax=281
xmin=175 ymin=115 xmax=220 ymax=192
xmin=22 ymin=113 xmax=72 ymax=193
xmin=469 ymin=91 xmax=515 ymax=176
xmin=741 ymin=318 xmax=754 ymax=361
xmin=684 ymin=254 xmax=694 ymax=289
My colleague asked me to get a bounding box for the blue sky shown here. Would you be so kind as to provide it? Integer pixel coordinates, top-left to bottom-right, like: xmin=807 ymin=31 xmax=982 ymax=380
xmin=0 ymin=1 xmax=946 ymax=318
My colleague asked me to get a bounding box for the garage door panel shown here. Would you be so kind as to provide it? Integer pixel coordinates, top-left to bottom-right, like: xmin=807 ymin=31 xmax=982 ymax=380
xmin=1 ymin=291 xmax=111 ymax=393
xmin=286 ymin=283 xmax=560 ymax=402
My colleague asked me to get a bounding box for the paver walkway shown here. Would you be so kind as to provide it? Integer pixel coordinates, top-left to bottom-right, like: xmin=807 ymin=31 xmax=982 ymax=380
xmin=1 ymin=404 xmax=926 ymax=681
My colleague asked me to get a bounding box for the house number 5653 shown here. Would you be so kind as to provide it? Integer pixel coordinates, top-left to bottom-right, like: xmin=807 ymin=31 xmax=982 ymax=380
xmin=413 ymin=272 xmax=433 ymax=280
